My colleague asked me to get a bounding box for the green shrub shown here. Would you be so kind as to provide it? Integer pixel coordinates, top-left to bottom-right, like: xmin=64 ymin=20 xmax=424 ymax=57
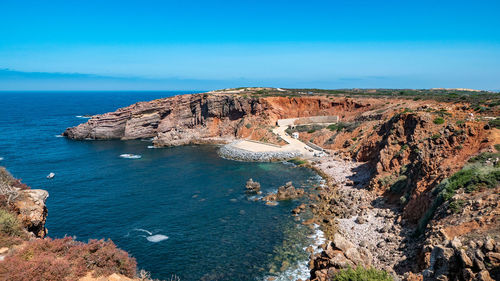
xmin=390 ymin=176 xmax=408 ymax=194
xmin=431 ymin=134 xmax=441 ymax=140
xmin=245 ymin=123 xmax=252 ymax=129
xmin=456 ymin=120 xmax=465 ymax=125
xmin=495 ymin=144 xmax=500 ymax=152
xmin=449 ymin=199 xmax=465 ymax=214
xmin=352 ymin=137 xmax=358 ymax=141
xmin=468 ymin=152 xmax=500 ymax=165
xmin=433 ymin=117 xmax=445 ymax=125
xmin=417 ymin=155 xmax=500 ymax=234
xmin=488 ymin=118 xmax=500 ymax=129
xmin=0 ymin=208 xmax=23 ymax=237
xmin=327 ymin=123 xmax=346 ymax=132
xmin=332 ymin=267 xmax=393 ymax=281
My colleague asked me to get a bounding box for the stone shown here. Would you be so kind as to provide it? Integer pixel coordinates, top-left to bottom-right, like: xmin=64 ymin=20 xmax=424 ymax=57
xmin=477 ymin=270 xmax=493 ymax=281
xmin=355 ymin=216 xmax=366 ymax=224
xmin=332 ymin=233 xmax=354 ymax=252
xmin=458 ymin=249 xmax=473 ymax=267
xmin=245 ymin=178 xmax=261 ymax=193
xmin=330 ymin=253 xmax=354 ymax=269
xmin=0 ymin=247 xmax=8 ymax=255
xmin=486 ymin=252 xmax=500 ymax=267
xmin=264 ymin=181 xmax=305 ymax=201
xmin=450 ymin=237 xmax=462 ymax=250
xmin=484 ymin=238 xmax=494 ymax=251
xmin=344 ymin=247 xmax=363 ymax=265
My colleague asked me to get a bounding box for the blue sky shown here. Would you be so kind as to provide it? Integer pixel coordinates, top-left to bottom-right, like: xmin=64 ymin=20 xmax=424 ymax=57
xmin=1 ymin=0 xmax=499 ymax=90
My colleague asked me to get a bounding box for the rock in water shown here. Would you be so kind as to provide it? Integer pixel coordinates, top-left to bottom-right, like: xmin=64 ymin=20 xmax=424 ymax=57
xmin=263 ymin=181 xmax=305 ymax=201
xmin=245 ymin=178 xmax=261 ymax=193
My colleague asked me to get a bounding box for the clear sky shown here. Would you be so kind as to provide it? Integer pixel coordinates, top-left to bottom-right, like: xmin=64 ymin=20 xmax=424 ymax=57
xmin=1 ymin=0 xmax=499 ymax=90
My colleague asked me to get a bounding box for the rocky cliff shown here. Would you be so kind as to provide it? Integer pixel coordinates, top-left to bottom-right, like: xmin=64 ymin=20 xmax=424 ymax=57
xmin=63 ymin=88 xmax=500 ymax=280
xmin=64 ymin=91 xmax=373 ymax=147
xmin=0 ymin=167 xmax=48 ymax=238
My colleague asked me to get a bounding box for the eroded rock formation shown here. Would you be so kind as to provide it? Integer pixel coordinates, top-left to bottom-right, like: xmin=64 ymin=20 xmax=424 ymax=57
xmin=64 ymin=92 xmax=373 ymax=147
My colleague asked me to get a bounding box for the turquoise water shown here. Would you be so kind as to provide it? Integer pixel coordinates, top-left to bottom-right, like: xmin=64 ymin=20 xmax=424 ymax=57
xmin=0 ymin=92 xmax=319 ymax=280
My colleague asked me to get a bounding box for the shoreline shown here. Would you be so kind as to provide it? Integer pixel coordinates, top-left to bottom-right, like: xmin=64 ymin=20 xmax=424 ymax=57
xmin=306 ymin=153 xmax=419 ymax=280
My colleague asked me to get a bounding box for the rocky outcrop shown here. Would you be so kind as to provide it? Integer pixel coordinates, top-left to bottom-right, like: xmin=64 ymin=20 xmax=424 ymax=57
xmin=263 ymin=181 xmax=305 ymax=201
xmin=1 ymin=167 xmax=49 ymax=238
xmin=64 ymin=90 xmax=372 ymax=147
xmin=245 ymin=178 xmax=261 ymax=194
xmin=309 ymin=234 xmax=373 ymax=281
xmin=11 ymin=189 xmax=49 ymax=238
xmin=414 ymin=186 xmax=500 ymax=281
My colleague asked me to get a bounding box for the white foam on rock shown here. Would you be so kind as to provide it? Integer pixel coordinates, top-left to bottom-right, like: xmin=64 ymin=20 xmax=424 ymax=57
xmin=146 ymin=234 xmax=169 ymax=243
xmin=263 ymin=224 xmax=325 ymax=281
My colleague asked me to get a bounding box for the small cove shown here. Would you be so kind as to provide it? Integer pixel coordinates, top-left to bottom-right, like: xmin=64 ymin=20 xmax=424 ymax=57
xmin=0 ymin=92 xmax=322 ymax=280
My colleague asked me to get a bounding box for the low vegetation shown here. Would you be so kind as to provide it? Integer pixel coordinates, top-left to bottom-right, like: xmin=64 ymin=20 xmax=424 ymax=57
xmin=0 ymin=207 xmax=26 ymax=247
xmin=332 ymin=267 xmax=393 ymax=281
xmin=287 ymin=158 xmax=307 ymax=165
xmin=433 ymin=117 xmax=445 ymax=125
xmin=0 ymin=237 xmax=137 ymax=281
xmin=417 ymin=152 xmax=500 ymax=234
xmin=488 ymin=118 xmax=500 ymax=129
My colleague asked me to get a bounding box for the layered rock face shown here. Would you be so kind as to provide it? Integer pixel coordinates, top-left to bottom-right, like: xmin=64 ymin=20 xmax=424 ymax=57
xmin=63 ymin=92 xmax=372 ymax=147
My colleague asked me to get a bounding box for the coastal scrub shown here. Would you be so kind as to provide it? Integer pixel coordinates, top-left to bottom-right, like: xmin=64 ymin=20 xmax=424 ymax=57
xmin=332 ymin=267 xmax=393 ymax=281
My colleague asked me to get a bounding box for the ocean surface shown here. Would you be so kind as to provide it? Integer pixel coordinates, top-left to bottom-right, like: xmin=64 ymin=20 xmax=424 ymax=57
xmin=0 ymin=92 xmax=322 ymax=281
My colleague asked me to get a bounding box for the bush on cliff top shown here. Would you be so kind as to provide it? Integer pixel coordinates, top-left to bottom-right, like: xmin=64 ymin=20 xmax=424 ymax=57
xmin=332 ymin=267 xmax=393 ymax=281
xmin=433 ymin=117 xmax=445 ymax=125
xmin=0 ymin=237 xmax=137 ymax=281
xmin=0 ymin=208 xmax=23 ymax=237
xmin=0 ymin=208 xmax=26 ymax=247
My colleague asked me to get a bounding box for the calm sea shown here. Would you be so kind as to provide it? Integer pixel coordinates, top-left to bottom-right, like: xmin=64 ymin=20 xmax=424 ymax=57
xmin=0 ymin=92 xmax=320 ymax=281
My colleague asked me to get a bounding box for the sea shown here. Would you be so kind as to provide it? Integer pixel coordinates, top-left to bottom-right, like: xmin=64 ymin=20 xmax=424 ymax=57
xmin=0 ymin=91 xmax=324 ymax=281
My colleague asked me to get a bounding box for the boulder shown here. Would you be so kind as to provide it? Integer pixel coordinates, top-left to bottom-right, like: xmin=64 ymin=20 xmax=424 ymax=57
xmin=245 ymin=178 xmax=261 ymax=193
xmin=332 ymin=234 xmax=354 ymax=252
xmin=263 ymin=181 xmax=304 ymax=201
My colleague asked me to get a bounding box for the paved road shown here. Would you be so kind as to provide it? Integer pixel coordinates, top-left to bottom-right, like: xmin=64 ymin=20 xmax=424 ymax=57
xmin=229 ymin=122 xmax=323 ymax=158
xmin=272 ymin=125 xmax=320 ymax=157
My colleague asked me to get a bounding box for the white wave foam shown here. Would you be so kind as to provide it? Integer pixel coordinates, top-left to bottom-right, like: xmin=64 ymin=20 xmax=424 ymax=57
xmin=146 ymin=234 xmax=169 ymax=243
xmin=54 ymin=135 xmax=64 ymax=138
xmin=0 ymin=157 xmax=3 ymax=161
xmin=133 ymin=228 xmax=152 ymax=235
xmin=263 ymin=224 xmax=325 ymax=281
xmin=75 ymin=115 xmax=91 ymax=119
xmin=120 ymin=154 xmax=142 ymax=159
xmin=147 ymin=145 xmax=156 ymax=149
